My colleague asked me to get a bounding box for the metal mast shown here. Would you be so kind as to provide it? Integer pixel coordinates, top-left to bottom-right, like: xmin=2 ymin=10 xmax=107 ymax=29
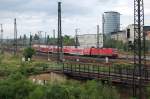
xmin=53 ymin=29 xmax=56 ymax=39
xmin=97 ymin=25 xmax=100 ymax=48
xmin=29 ymin=32 xmax=32 ymax=48
xmin=102 ymin=14 xmax=105 ymax=47
xmin=0 ymin=24 xmax=3 ymax=53
xmin=133 ymin=0 xmax=145 ymax=98
xmin=57 ymin=2 xmax=63 ymax=62
xmin=14 ymin=18 xmax=17 ymax=55
xmin=45 ymin=32 xmax=47 ymax=44
xmin=75 ymin=28 xmax=78 ymax=48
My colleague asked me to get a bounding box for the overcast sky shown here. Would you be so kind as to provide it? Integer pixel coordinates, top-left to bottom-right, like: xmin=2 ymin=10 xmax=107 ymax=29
xmin=0 ymin=0 xmax=150 ymax=38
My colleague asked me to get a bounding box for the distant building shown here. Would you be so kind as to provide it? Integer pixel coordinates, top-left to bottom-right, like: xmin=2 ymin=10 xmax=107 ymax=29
xmin=102 ymin=11 xmax=120 ymax=34
xmin=126 ymin=24 xmax=150 ymax=43
xmin=126 ymin=24 xmax=135 ymax=43
xmin=146 ymin=31 xmax=150 ymax=40
xmin=111 ymin=31 xmax=127 ymax=43
xmin=77 ymin=34 xmax=103 ymax=48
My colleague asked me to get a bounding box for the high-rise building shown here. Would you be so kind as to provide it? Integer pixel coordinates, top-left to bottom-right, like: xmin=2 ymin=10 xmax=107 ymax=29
xmin=102 ymin=11 xmax=120 ymax=34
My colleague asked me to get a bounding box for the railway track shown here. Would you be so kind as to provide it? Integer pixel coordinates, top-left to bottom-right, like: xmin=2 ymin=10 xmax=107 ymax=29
xmin=5 ymin=48 xmax=150 ymax=64
xmin=35 ymin=51 xmax=132 ymax=64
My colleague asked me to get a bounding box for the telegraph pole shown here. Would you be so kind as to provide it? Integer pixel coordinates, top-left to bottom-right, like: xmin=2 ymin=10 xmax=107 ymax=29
xmin=57 ymin=2 xmax=63 ymax=62
xmin=133 ymin=0 xmax=145 ymax=98
xmin=14 ymin=18 xmax=17 ymax=55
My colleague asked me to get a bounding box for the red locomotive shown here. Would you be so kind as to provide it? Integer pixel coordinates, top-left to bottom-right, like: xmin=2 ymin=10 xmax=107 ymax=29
xmin=33 ymin=44 xmax=118 ymax=58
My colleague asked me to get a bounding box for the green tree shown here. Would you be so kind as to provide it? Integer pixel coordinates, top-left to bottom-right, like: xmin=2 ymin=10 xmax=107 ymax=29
xmin=63 ymin=35 xmax=75 ymax=46
xmin=23 ymin=47 xmax=36 ymax=61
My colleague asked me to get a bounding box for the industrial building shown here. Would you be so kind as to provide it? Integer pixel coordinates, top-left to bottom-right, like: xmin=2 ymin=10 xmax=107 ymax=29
xmin=77 ymin=34 xmax=103 ymax=48
xmin=126 ymin=24 xmax=150 ymax=43
xmin=111 ymin=30 xmax=127 ymax=43
xmin=102 ymin=11 xmax=120 ymax=34
xmin=110 ymin=24 xmax=150 ymax=43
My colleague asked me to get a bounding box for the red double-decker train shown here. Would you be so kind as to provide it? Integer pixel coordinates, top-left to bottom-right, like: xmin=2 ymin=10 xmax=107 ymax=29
xmin=33 ymin=44 xmax=118 ymax=58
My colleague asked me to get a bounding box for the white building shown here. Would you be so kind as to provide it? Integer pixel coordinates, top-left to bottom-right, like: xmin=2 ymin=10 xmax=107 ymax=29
xmin=111 ymin=31 xmax=127 ymax=43
xmin=126 ymin=24 xmax=135 ymax=43
xmin=77 ymin=34 xmax=103 ymax=48
xmin=126 ymin=24 xmax=150 ymax=43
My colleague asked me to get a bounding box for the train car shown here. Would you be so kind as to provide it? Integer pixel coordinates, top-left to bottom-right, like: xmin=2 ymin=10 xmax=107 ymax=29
xmin=32 ymin=44 xmax=118 ymax=58
xmin=82 ymin=47 xmax=118 ymax=58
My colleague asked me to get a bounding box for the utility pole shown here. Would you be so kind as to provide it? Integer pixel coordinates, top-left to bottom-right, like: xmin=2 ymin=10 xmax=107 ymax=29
xmin=133 ymin=0 xmax=145 ymax=98
xmin=29 ymin=32 xmax=32 ymax=48
xmin=0 ymin=24 xmax=3 ymax=53
xmin=38 ymin=31 xmax=43 ymax=44
xmin=14 ymin=18 xmax=17 ymax=55
xmin=75 ymin=28 xmax=78 ymax=48
xmin=53 ymin=29 xmax=56 ymax=39
xmin=45 ymin=32 xmax=47 ymax=45
xmin=7 ymin=36 xmax=8 ymax=48
xmin=53 ymin=29 xmax=56 ymax=45
xmin=97 ymin=25 xmax=100 ymax=48
xmin=102 ymin=14 xmax=105 ymax=47
xmin=57 ymin=2 xmax=63 ymax=62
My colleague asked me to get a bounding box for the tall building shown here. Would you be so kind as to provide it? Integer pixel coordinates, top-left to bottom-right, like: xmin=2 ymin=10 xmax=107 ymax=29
xmin=102 ymin=11 xmax=120 ymax=34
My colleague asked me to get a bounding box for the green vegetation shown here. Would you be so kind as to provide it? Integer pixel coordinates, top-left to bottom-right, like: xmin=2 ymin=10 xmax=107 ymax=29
xmin=0 ymin=72 xmax=120 ymax=99
xmin=1 ymin=52 xmax=148 ymax=99
xmin=23 ymin=47 xmax=36 ymax=61
xmin=0 ymin=52 xmax=121 ymax=99
xmin=103 ymin=35 xmax=127 ymax=50
xmin=47 ymin=35 xmax=75 ymax=46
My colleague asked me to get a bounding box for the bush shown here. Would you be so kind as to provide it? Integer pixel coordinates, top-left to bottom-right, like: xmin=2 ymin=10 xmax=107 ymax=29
xmin=23 ymin=47 xmax=35 ymax=61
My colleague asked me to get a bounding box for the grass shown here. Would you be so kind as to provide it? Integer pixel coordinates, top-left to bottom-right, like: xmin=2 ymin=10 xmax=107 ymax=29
xmin=0 ymin=52 xmax=135 ymax=77
xmin=0 ymin=52 xmax=63 ymax=77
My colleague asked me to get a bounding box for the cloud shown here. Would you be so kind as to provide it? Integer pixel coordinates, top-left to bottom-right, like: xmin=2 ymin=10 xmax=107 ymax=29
xmin=0 ymin=0 xmax=150 ymax=38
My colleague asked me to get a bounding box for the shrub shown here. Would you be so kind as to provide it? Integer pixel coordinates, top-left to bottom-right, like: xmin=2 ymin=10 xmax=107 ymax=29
xmin=23 ymin=47 xmax=35 ymax=61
